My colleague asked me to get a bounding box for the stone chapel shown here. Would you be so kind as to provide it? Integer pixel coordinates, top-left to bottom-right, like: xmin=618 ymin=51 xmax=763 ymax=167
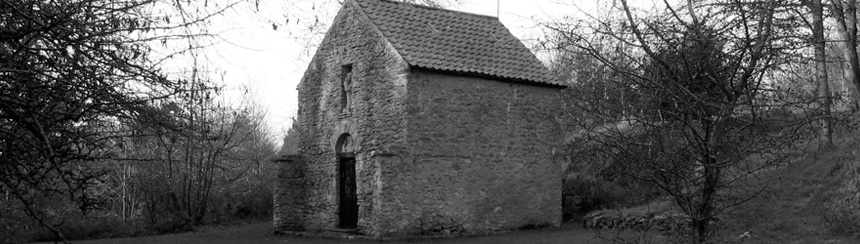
xmin=273 ymin=0 xmax=566 ymax=237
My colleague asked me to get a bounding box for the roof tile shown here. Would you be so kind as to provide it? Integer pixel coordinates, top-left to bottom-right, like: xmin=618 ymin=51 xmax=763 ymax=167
xmin=352 ymin=0 xmax=562 ymax=86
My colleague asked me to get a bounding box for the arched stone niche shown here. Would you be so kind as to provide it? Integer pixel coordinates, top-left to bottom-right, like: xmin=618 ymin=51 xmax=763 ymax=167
xmin=335 ymin=134 xmax=355 ymax=155
xmin=330 ymin=120 xmax=360 ymax=154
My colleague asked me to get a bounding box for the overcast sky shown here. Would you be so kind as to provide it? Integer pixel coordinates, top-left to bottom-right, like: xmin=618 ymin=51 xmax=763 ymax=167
xmin=199 ymin=0 xmax=638 ymax=142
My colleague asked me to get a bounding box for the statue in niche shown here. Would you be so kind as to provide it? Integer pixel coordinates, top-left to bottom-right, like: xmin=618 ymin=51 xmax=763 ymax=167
xmin=339 ymin=134 xmax=354 ymax=153
xmin=341 ymin=69 xmax=353 ymax=113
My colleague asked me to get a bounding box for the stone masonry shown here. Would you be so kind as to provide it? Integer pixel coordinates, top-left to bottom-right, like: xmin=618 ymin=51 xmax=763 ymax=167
xmin=273 ymin=0 xmax=566 ymax=238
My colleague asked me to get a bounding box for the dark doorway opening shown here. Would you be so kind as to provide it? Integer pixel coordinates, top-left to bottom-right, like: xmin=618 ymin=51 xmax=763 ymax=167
xmin=338 ymin=152 xmax=358 ymax=229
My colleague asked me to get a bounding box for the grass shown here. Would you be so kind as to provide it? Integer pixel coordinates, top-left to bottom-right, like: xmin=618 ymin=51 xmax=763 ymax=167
xmin=587 ymin=114 xmax=860 ymax=244
xmin=30 ymin=221 xmax=621 ymax=244
xmin=709 ymin=118 xmax=860 ymax=244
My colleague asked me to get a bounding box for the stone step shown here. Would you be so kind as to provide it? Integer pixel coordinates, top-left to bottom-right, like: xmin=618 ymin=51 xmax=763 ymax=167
xmin=321 ymin=228 xmax=358 ymax=234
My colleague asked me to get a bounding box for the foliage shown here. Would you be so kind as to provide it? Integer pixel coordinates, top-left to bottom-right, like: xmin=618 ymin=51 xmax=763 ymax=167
xmin=0 ymin=0 xmax=278 ymax=242
xmin=546 ymin=1 xmax=821 ymax=243
xmin=102 ymin=80 xmax=278 ymax=230
xmin=824 ymin=136 xmax=860 ymax=236
xmin=562 ymin=137 xmax=663 ymax=218
xmin=28 ymin=214 xmax=149 ymax=242
xmin=563 ymin=174 xmax=658 ymax=217
xmin=824 ymin=186 xmax=860 ymax=235
xmin=0 ymin=0 xmax=185 ymax=241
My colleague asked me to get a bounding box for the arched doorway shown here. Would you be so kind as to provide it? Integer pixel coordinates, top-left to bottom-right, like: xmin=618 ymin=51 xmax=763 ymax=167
xmin=335 ymin=134 xmax=357 ymax=229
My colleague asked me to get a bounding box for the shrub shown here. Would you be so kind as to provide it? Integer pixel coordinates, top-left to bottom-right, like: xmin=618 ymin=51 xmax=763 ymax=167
xmin=0 ymin=199 xmax=37 ymax=243
xmin=563 ymin=143 xmax=663 ymax=221
xmin=562 ymin=174 xmax=660 ymax=221
xmin=29 ymin=213 xmax=151 ymax=242
xmin=824 ymin=172 xmax=860 ymax=235
xmin=822 ymin=131 xmax=860 ymax=236
xmin=149 ymin=214 xmax=196 ymax=234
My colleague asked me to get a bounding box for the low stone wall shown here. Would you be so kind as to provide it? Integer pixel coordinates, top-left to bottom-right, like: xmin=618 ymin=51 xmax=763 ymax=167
xmin=273 ymin=155 xmax=308 ymax=232
xmin=582 ymin=209 xmax=689 ymax=233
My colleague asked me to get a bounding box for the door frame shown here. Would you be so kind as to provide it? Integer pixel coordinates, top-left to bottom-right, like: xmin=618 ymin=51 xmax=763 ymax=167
xmin=337 ymin=152 xmax=358 ymax=229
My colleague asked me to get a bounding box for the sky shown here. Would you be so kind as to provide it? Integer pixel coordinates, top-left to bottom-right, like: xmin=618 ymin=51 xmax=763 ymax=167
xmin=198 ymin=0 xmax=616 ymax=142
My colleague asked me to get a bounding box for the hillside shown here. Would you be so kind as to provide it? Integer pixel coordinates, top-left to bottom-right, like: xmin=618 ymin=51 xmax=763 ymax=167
xmin=723 ymin=130 xmax=860 ymax=244
xmin=575 ymin=115 xmax=860 ymax=244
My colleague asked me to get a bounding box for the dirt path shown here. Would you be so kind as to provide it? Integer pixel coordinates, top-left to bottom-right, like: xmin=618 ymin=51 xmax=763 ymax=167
xmin=35 ymin=222 xmax=620 ymax=244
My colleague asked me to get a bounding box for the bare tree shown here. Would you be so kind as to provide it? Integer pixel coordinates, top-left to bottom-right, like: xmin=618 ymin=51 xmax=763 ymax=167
xmin=399 ymin=0 xmax=461 ymax=8
xmin=0 ymin=0 xmax=249 ymax=241
xmin=546 ymin=0 xmax=817 ymax=243
xmin=104 ymin=78 xmax=279 ymax=228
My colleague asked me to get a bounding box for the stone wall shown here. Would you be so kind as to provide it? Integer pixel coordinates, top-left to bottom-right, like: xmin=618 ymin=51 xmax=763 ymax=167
xmin=279 ymin=0 xmax=564 ymax=237
xmin=281 ymin=0 xmax=410 ymax=235
xmin=369 ymin=70 xmax=564 ymax=236
xmin=273 ymin=155 xmax=307 ymax=231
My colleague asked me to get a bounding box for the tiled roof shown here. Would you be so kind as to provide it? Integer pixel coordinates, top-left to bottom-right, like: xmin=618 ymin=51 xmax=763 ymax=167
xmin=352 ymin=0 xmax=563 ymax=86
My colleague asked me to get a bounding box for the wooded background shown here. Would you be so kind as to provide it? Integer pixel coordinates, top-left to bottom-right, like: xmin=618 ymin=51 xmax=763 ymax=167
xmin=3 ymin=0 xmax=860 ymax=244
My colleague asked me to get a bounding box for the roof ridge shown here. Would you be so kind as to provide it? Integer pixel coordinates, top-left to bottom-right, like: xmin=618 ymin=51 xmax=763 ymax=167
xmin=373 ymin=0 xmax=500 ymax=20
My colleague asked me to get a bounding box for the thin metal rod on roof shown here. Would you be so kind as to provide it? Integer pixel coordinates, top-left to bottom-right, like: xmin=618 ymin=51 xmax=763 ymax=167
xmin=497 ymin=0 xmax=500 ymax=18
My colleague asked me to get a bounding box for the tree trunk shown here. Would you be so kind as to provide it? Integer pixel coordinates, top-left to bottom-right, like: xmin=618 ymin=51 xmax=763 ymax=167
xmin=693 ymin=218 xmax=710 ymax=244
xmin=692 ymin=159 xmax=719 ymax=244
xmin=813 ymin=0 xmax=834 ymax=148
xmin=832 ymin=0 xmax=860 ymax=111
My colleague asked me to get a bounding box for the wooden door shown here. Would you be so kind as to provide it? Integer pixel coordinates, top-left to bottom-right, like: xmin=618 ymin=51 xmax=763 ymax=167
xmin=338 ymin=157 xmax=357 ymax=229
